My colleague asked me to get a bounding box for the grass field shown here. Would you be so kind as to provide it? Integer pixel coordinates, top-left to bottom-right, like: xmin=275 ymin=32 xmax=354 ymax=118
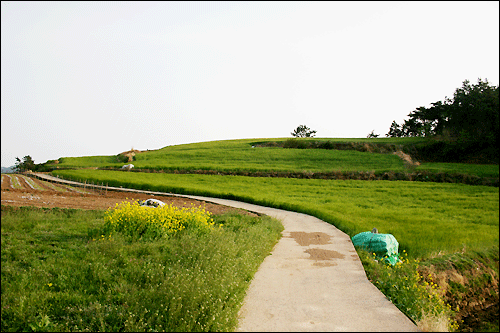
xmin=1 ymin=206 xmax=282 ymax=332
xmin=52 ymin=169 xmax=499 ymax=260
xmin=51 ymin=138 xmax=499 ymax=179
xmin=415 ymin=162 xmax=499 ymax=178
xmin=55 ymin=138 xmax=407 ymax=173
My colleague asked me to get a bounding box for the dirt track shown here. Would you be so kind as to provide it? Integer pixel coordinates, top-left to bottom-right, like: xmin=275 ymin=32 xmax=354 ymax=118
xmin=1 ymin=174 xmax=252 ymax=215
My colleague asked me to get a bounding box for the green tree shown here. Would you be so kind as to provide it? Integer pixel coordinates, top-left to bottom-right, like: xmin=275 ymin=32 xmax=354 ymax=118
xmin=386 ymin=78 xmax=499 ymax=145
xmin=291 ymin=125 xmax=317 ymax=138
xmin=386 ymin=121 xmax=403 ymax=137
xmin=14 ymin=155 xmax=36 ymax=172
xmin=447 ymin=78 xmax=499 ymax=145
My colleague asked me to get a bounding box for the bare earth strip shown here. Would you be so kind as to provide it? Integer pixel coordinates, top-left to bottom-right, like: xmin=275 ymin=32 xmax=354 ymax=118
xmin=2 ymin=174 xmax=14 ymax=189
xmin=33 ymin=177 xmax=73 ymax=193
xmin=7 ymin=175 xmax=22 ymax=189
xmin=16 ymin=175 xmax=40 ymax=190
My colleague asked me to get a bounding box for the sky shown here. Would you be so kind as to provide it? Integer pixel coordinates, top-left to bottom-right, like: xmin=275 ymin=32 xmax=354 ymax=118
xmin=2 ymin=1 xmax=499 ymax=167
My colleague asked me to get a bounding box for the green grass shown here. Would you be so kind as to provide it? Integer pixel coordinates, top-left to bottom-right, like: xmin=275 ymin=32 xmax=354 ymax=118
xmin=51 ymin=138 xmax=498 ymax=180
xmin=54 ymin=138 xmax=408 ymax=173
xmin=57 ymin=155 xmax=121 ymax=168
xmin=1 ymin=205 xmax=283 ymax=332
xmin=53 ymin=169 xmax=499 ymax=260
xmin=416 ymin=162 xmax=499 ymax=178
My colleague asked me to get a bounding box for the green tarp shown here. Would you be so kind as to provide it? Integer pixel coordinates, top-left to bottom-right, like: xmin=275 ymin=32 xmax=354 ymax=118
xmin=352 ymin=231 xmax=400 ymax=265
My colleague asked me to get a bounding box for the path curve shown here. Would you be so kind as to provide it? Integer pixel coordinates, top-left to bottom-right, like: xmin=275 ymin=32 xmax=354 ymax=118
xmin=30 ymin=173 xmax=420 ymax=331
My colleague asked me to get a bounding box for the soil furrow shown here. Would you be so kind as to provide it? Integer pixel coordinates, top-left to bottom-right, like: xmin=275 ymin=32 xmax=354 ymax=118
xmin=1 ymin=174 xmax=250 ymax=216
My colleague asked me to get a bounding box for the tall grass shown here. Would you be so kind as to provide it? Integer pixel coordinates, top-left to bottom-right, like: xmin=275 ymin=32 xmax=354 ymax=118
xmin=1 ymin=205 xmax=283 ymax=332
xmin=416 ymin=162 xmax=499 ymax=178
xmin=53 ymin=169 xmax=499 ymax=260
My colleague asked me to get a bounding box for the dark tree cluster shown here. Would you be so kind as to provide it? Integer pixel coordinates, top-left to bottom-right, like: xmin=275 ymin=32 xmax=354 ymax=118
xmin=14 ymin=155 xmax=36 ymax=172
xmin=386 ymin=78 xmax=499 ymax=147
xmin=291 ymin=125 xmax=317 ymax=138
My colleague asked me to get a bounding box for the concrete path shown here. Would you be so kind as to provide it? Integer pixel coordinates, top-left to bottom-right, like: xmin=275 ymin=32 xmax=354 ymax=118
xmin=30 ymin=173 xmax=420 ymax=331
xmin=176 ymin=195 xmax=420 ymax=332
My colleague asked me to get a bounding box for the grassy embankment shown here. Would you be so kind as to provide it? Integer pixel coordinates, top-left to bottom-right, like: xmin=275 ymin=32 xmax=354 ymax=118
xmin=1 ymin=205 xmax=283 ymax=332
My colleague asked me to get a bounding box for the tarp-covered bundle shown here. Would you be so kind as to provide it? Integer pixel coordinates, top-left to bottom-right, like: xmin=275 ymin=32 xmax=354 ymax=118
xmin=352 ymin=231 xmax=400 ymax=265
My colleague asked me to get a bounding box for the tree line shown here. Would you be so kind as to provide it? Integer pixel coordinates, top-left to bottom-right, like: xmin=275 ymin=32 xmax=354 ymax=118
xmin=386 ymin=78 xmax=498 ymax=145
xmin=386 ymin=78 xmax=499 ymax=163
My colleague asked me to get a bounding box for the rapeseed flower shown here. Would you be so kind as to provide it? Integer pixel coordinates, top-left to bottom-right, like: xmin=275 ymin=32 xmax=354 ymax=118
xmin=103 ymin=200 xmax=215 ymax=240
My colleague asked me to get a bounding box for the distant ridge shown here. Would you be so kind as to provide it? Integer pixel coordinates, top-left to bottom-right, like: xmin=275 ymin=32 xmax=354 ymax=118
xmin=1 ymin=166 xmax=15 ymax=173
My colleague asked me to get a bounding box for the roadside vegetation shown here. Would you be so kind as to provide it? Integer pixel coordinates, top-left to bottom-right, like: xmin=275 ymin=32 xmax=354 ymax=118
xmin=1 ymin=205 xmax=283 ymax=332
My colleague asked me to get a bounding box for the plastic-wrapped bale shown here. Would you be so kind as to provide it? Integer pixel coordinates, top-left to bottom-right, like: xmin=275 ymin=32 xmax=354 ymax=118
xmin=352 ymin=231 xmax=400 ymax=265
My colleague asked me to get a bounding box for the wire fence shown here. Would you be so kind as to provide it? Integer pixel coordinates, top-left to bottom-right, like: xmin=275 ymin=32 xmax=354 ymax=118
xmin=25 ymin=172 xmax=108 ymax=195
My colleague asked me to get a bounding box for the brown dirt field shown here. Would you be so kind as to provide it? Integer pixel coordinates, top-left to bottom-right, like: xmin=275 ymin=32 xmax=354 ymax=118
xmin=1 ymin=174 xmax=254 ymax=216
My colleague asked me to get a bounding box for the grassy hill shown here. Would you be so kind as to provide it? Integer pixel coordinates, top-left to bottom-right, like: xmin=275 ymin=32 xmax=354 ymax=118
xmin=51 ymin=138 xmax=408 ymax=171
xmin=48 ymin=138 xmax=499 ymax=183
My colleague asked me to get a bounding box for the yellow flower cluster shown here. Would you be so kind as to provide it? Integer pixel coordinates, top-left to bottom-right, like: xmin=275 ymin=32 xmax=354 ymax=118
xmin=103 ymin=200 xmax=215 ymax=239
xmin=371 ymin=249 xmax=459 ymax=331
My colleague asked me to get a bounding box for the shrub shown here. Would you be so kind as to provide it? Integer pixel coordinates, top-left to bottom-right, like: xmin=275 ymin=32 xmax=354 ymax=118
xmin=283 ymin=138 xmax=309 ymax=149
xmin=102 ymin=201 xmax=215 ymax=240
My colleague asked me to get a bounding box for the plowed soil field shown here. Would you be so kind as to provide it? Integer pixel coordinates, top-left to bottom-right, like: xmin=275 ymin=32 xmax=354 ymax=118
xmin=1 ymin=174 xmax=250 ymax=215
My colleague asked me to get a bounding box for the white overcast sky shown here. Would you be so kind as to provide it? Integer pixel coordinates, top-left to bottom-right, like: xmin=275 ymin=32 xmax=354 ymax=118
xmin=2 ymin=1 xmax=499 ymax=167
